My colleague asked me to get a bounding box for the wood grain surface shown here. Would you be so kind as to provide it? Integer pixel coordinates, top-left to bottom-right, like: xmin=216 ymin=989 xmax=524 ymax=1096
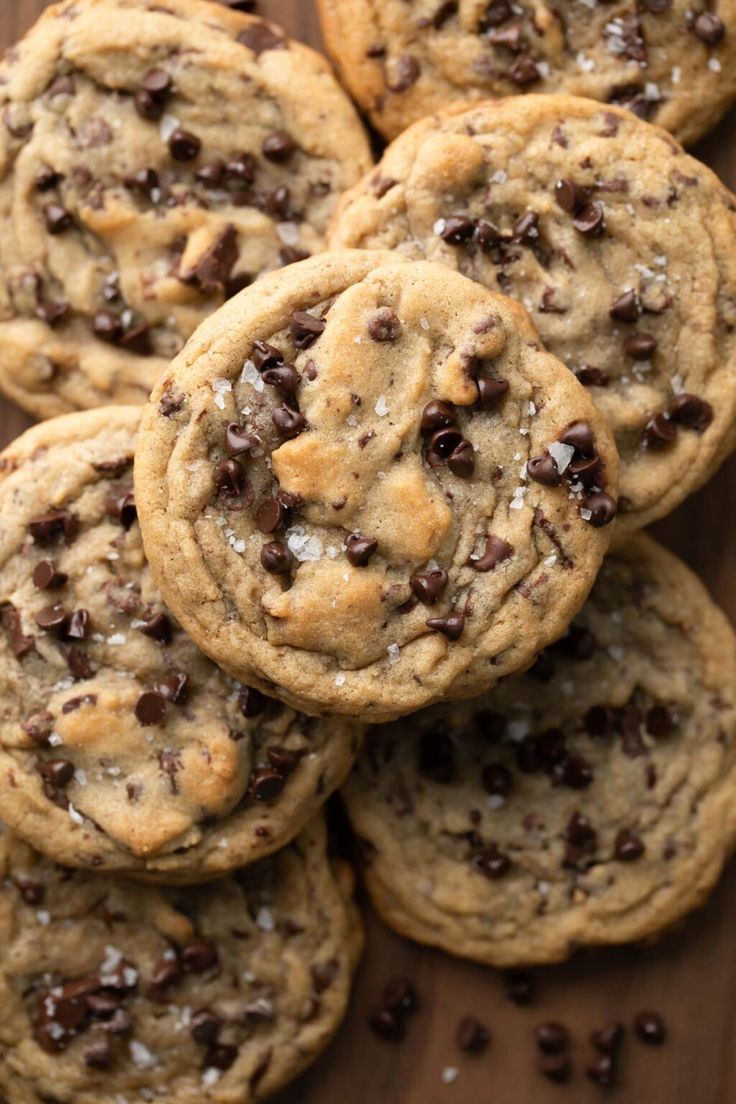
xmin=2 ymin=3 xmax=736 ymax=1102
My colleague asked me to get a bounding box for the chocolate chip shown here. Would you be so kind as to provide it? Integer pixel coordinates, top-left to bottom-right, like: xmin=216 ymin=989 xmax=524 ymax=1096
xmin=471 ymin=534 xmax=513 ymax=572
xmin=421 ymin=400 xmax=456 ymax=432
xmin=84 ymin=1039 xmax=112 ymax=1069
xmin=226 ymin=424 xmax=260 ymax=457
xmin=527 ymin=454 xmax=561 ymax=486
xmin=37 ymin=758 xmax=74 ymax=787
xmin=563 ymin=810 xmax=597 ymax=856
xmin=267 ymin=747 xmax=302 ymax=776
xmin=388 ymin=55 xmax=421 ymax=92
xmin=186 ymin=225 xmax=238 ymax=293
xmin=291 ymin=311 xmax=325 ymax=349
xmin=239 ymin=686 xmax=268 ymax=717
xmin=214 ymin=458 xmax=246 ymax=498
xmin=488 ymin=21 xmax=525 ymax=49
xmin=140 ymin=613 xmax=172 ymax=644
xmin=124 ymin=167 xmax=160 ymax=201
xmin=538 ymin=1054 xmax=571 ymax=1083
xmin=252 ymin=341 xmax=284 ymax=372
xmin=426 ymin=612 xmax=464 ymax=640
xmin=668 ymin=393 xmax=713 ymax=432
xmin=254 ymin=497 xmax=284 ymax=534
xmin=34 ymin=604 xmax=68 ymax=634
xmin=36 ymin=298 xmax=70 ymax=326
xmin=419 ymin=730 xmax=455 ymax=783
xmin=384 ymin=978 xmax=419 ymax=1014
xmin=262 ymin=131 xmax=296 ymax=161
xmin=509 ymin=53 xmax=540 ymax=84
xmin=156 ymin=671 xmax=189 ymax=704
xmin=558 ymin=420 xmax=596 ymax=457
xmin=411 ymin=568 xmax=448 ymax=604
xmin=586 ymin=1055 xmax=616 ymax=1086
xmin=554 ymin=178 xmax=588 ymax=213
xmin=21 ymin=711 xmax=54 ymax=744
xmin=237 ymin=21 xmax=286 ymax=54
xmin=134 ymin=68 xmax=172 ymax=118
xmin=426 ymin=427 xmax=464 ymax=466
xmin=634 ymin=1011 xmax=667 ymax=1044
xmin=368 ymin=307 xmax=401 ymax=342
xmin=272 ymin=405 xmax=306 ymax=439
xmin=262 ymin=362 xmax=300 ymax=398
xmin=471 ymin=845 xmax=511 ymax=878
xmin=535 ymin=1022 xmax=570 ymax=1055
xmin=477 ymin=377 xmax=509 ymax=408
xmin=346 ymin=533 xmax=378 ymax=567
xmin=646 ymin=704 xmax=674 ymax=737
xmin=575 ymin=366 xmax=610 ymax=387
xmin=35 ymin=166 xmax=62 ymax=191
xmin=481 ymin=0 xmax=513 ymax=27
xmin=692 ymin=10 xmax=725 ymax=44
xmin=614 ymin=828 xmax=645 ymax=861
xmin=446 ymin=440 xmax=474 ymax=478
xmin=182 ymin=940 xmax=219 ymax=973
xmin=513 ymin=211 xmax=539 ymax=243
xmin=260 ymin=541 xmax=293 ymax=574
xmin=191 ymin=1008 xmax=222 ymax=1045
xmin=250 ymin=766 xmax=286 ymax=801
xmin=226 ymin=152 xmax=256 ymax=185
xmin=369 ymin=1007 xmax=405 ymax=1041
xmin=438 ymin=215 xmax=475 ymax=244
xmin=43 ymin=203 xmax=73 ymax=234
xmin=67 ymin=647 xmax=93 ymax=680
xmin=65 ymin=609 xmax=90 ymax=642
xmin=204 ymin=1041 xmax=237 ymax=1070
xmin=33 ymin=560 xmax=68 ymax=590
xmin=562 ymin=624 xmax=596 ymax=659
xmin=624 ymin=332 xmax=657 ymax=360
xmin=106 ymin=491 xmax=137 ymax=530
xmin=572 ymin=201 xmax=605 ymax=236
xmin=135 ymin=691 xmax=167 ymax=727
xmin=609 ymin=288 xmax=641 ymax=322
xmin=482 ymin=761 xmax=513 ymax=796
xmin=592 ymin=1022 xmax=625 ymax=1055
xmin=457 ymin=1016 xmax=491 ymax=1054
xmin=645 ymin=412 xmax=676 ymax=448
xmin=168 ymin=128 xmax=201 ymax=161
xmin=505 ymin=970 xmax=536 ymax=1005
xmin=581 ymin=493 xmax=617 ymax=527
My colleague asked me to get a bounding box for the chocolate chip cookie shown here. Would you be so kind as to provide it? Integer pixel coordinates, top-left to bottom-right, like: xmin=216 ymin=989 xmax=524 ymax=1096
xmin=0 ymin=0 xmax=371 ymax=420
xmin=317 ymin=0 xmax=736 ymax=143
xmin=343 ymin=535 xmax=736 ymax=966
xmin=135 ymin=250 xmax=618 ymax=723
xmin=0 ymin=816 xmax=363 ymax=1102
xmin=0 ymin=407 xmax=361 ymax=882
xmin=330 ymin=96 xmax=736 ymax=537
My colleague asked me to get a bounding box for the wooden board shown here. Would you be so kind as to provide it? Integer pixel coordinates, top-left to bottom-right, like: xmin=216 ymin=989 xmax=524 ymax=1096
xmin=2 ymin=3 xmax=736 ymax=1101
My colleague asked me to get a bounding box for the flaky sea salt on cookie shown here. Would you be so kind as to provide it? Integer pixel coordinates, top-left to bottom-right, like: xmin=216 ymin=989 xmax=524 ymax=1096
xmin=136 ymin=251 xmax=618 ymax=722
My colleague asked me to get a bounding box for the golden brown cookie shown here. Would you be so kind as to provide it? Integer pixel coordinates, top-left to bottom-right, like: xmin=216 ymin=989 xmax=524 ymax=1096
xmin=0 ymin=817 xmax=363 ymax=1103
xmin=135 ymin=250 xmax=618 ymax=723
xmin=0 ymin=0 xmax=371 ymax=418
xmin=318 ymin=0 xmax=736 ymax=143
xmin=0 ymin=407 xmax=362 ymax=882
xmin=343 ymin=536 xmax=736 ymax=966
xmin=330 ymin=96 xmax=736 ymax=537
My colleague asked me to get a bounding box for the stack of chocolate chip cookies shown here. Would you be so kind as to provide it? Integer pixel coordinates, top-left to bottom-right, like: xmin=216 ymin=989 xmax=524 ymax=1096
xmin=0 ymin=0 xmax=735 ymax=1098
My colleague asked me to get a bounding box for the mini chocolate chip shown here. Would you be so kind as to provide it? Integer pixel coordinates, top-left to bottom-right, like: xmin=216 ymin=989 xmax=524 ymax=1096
xmin=346 ymin=533 xmax=378 ymax=567
xmin=646 ymin=704 xmax=674 ymax=737
xmin=592 ymin=1022 xmax=625 ymax=1055
xmin=668 ymin=392 xmax=713 ymax=432
xmin=250 ymin=766 xmax=286 ymax=801
xmin=36 ymin=298 xmax=70 ymax=326
xmin=471 ymin=534 xmax=513 ymax=572
xmin=692 ymin=10 xmax=725 ymax=44
xmin=481 ymin=0 xmax=513 ymax=27
xmin=191 ymin=1008 xmax=222 ymax=1045
xmin=92 ymin=310 xmax=124 ymax=344
xmin=426 ymin=426 xmax=464 ymax=465
xmin=554 ymin=178 xmax=588 ymax=213
xmin=214 ymin=458 xmax=245 ymax=497
xmin=368 ymin=307 xmax=402 ymax=342
xmin=509 ymin=53 xmax=540 ymax=84
xmin=291 ymin=311 xmax=325 ymax=349
xmin=67 ymin=647 xmax=93 ymax=680
xmin=457 ymin=1016 xmax=491 ymax=1054
xmin=477 ymin=377 xmax=509 ymax=408
xmin=615 ymin=828 xmax=645 ymax=861
xmin=43 ymin=203 xmax=73 ymax=234
xmin=135 ymin=69 xmax=172 ymax=117
xmin=182 ymin=940 xmax=219 ymax=973
xmin=505 ymin=970 xmax=536 ymax=1005
xmin=140 ymin=613 xmax=172 ymax=644
xmin=411 ymin=568 xmax=448 ymax=604
xmin=388 ymin=55 xmax=421 ymax=92
xmin=21 ymin=711 xmax=54 ymax=744
xmin=267 ymin=747 xmax=302 ymax=775
xmin=168 ymin=128 xmax=201 ymax=161
xmin=262 ymin=131 xmax=296 ymax=161
xmin=84 ymin=1039 xmax=112 ymax=1069
xmin=527 ymin=455 xmax=561 ymax=486
xmin=482 ymin=761 xmax=513 ymax=796
xmin=225 ymin=152 xmax=256 ymax=185
xmin=65 ymin=609 xmax=89 ymax=642
xmin=610 ymin=288 xmax=641 ymax=322
xmin=421 ymin=400 xmax=456 ymax=432
xmin=426 ymin=613 xmax=464 ymax=641
xmin=37 ymin=758 xmax=74 ymax=787
xmin=586 ymin=1055 xmax=616 ymax=1086
xmin=226 ymin=424 xmax=260 ymax=456
xmin=535 ymin=1022 xmax=570 ymax=1055
xmin=554 ymin=754 xmax=593 ymax=789
xmin=135 ymin=690 xmax=167 ymax=727
xmin=634 ymin=1011 xmax=667 ymax=1044
xmin=262 ymin=363 xmax=300 ymax=398
xmin=439 ymin=215 xmax=475 ymax=244
xmin=156 ymin=671 xmax=189 ymax=703
xmin=240 ymin=686 xmax=268 ymax=717
xmin=186 ymin=225 xmax=239 ymax=293
xmin=237 ymin=21 xmax=286 ymax=54
xmin=563 ymin=809 xmax=597 ymax=850
xmin=538 ymin=1054 xmax=571 ymax=1083
xmin=252 ymin=341 xmax=284 ymax=372
xmin=272 ymin=405 xmax=306 ymax=439
xmin=36 ymin=166 xmax=63 ymax=191
xmin=369 ymin=1007 xmax=405 ymax=1041
xmin=261 ymin=541 xmax=293 ymax=574
xmin=384 ymin=977 xmax=419 ymax=1014
xmin=581 ymin=493 xmax=617 ymax=527
xmin=573 ymin=201 xmax=605 ymax=236
xmin=33 ymin=560 xmax=68 ymax=590
xmin=624 ymin=332 xmax=657 ymax=360
xmin=568 ymin=454 xmax=602 ymax=487
xmin=645 ymin=412 xmax=676 ymax=448
xmin=124 ymin=167 xmax=160 ymax=199
xmin=575 ymin=366 xmax=610 ymax=387
xmin=558 ymin=420 xmax=596 ymax=457
xmin=471 ymin=845 xmax=511 ymax=878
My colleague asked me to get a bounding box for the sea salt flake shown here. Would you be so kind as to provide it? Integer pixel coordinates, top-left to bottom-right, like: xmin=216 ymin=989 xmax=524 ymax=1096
xmin=433 ymin=218 xmax=447 ymax=235
xmin=286 ymin=526 xmax=323 ymax=562
xmin=68 ymin=803 xmax=84 ymax=826
xmin=256 ymin=906 xmax=275 ymax=932
xmin=486 ymin=794 xmax=505 ymax=810
xmin=420 ymin=317 xmax=430 ymax=330
xmin=375 ymin=395 xmax=390 ymax=417
xmin=240 ymin=360 xmax=264 ymax=391
xmin=335 ymin=673 xmax=346 ymax=687
xmin=544 ymin=554 xmax=557 ymax=567
xmin=36 ymin=910 xmax=51 ymax=925
xmin=442 ymin=1067 xmax=459 ymax=1085
xmin=709 ymin=57 xmax=722 ymax=72
xmin=202 ymin=1069 xmax=221 ymax=1088
xmin=671 ymin=65 xmax=682 ymax=84
xmin=580 ymin=507 xmax=593 ymax=521
xmin=107 ymin=633 xmax=126 ymax=646
xmin=159 ymin=113 xmax=180 ymax=142
xmin=130 ymin=1041 xmax=157 ymax=1070
xmin=276 ymin=221 xmax=300 ymax=246
xmin=548 ymin=441 xmax=575 ymax=474
xmin=387 ymin=644 xmax=400 ymax=665
xmin=48 ymin=732 xmax=63 ymax=747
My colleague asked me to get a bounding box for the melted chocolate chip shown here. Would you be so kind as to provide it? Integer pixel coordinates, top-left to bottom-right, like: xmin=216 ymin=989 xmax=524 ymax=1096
xmin=581 ymin=493 xmax=617 ymax=527
xmin=457 ymin=1016 xmax=491 ymax=1054
xmin=388 ymin=55 xmax=421 ymax=92
xmin=156 ymin=671 xmax=189 ymax=704
xmin=239 ymin=686 xmax=268 ymax=717
xmin=262 ymin=362 xmax=300 ymax=398
xmin=368 ymin=307 xmax=402 ymax=342
xmin=291 ymin=311 xmax=325 ymax=349
xmin=214 ymin=458 xmax=246 ymax=498
xmin=186 ymin=225 xmax=239 ymax=293
xmin=262 ymin=131 xmax=296 ymax=161
xmin=554 ymin=178 xmax=588 ymax=213
xmin=439 ymin=215 xmax=476 ymax=244
xmin=1 ymin=606 xmax=36 ymax=658
xmin=471 ymin=534 xmax=513 ymax=572
xmin=182 ymin=940 xmax=219 ymax=973
xmin=105 ymin=491 xmax=137 ymax=529
xmin=645 ymin=412 xmax=676 ymax=448
xmin=421 ymin=400 xmax=456 ymax=432
xmin=634 ymin=1011 xmax=667 ymax=1044
xmin=226 ymin=424 xmax=260 ymax=456
xmin=411 ymin=568 xmax=448 ymax=604
xmin=252 ymin=341 xmax=284 ymax=372
xmin=29 ymin=509 xmax=78 ymax=546
xmin=572 ymin=201 xmax=606 ymax=236
xmin=37 ymin=758 xmax=74 ymax=787
xmin=346 ymin=533 xmax=379 ymax=567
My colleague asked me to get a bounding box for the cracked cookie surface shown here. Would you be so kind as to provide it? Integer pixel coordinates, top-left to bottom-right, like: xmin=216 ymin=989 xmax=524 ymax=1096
xmin=0 ymin=817 xmax=363 ymax=1104
xmin=342 ymin=535 xmax=736 ymax=966
xmin=330 ymin=96 xmax=736 ymax=537
xmin=0 ymin=0 xmax=371 ymax=419
xmin=0 ymin=407 xmax=361 ymax=882
xmin=317 ymin=0 xmax=736 ymax=143
xmin=136 ymin=250 xmax=618 ymax=723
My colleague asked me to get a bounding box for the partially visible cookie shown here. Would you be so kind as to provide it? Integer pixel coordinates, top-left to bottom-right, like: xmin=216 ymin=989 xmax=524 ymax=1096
xmin=317 ymin=0 xmax=736 ymax=144
xmin=0 ymin=407 xmax=361 ymax=882
xmin=330 ymin=96 xmax=736 ymax=537
xmin=0 ymin=0 xmax=371 ymax=419
xmin=136 ymin=250 xmax=618 ymax=723
xmin=0 ymin=817 xmax=363 ymax=1103
xmin=343 ymin=536 xmax=736 ymax=966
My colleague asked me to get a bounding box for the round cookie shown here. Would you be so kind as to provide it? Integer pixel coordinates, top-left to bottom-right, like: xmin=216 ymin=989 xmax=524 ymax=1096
xmin=0 ymin=407 xmax=362 ymax=882
xmin=330 ymin=96 xmax=736 ymax=538
xmin=135 ymin=250 xmax=618 ymax=723
xmin=0 ymin=0 xmax=371 ymax=419
xmin=342 ymin=536 xmax=736 ymax=967
xmin=317 ymin=0 xmax=736 ymax=144
xmin=0 ymin=817 xmax=363 ymax=1103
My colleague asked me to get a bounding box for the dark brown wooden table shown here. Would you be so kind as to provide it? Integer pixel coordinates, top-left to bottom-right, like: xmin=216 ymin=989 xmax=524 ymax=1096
xmin=3 ymin=3 xmax=736 ymax=1101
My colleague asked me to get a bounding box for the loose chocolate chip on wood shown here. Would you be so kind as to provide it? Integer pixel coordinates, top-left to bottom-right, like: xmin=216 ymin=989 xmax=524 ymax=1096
xmin=135 ymin=691 xmax=167 ymax=727
xmin=262 ymin=131 xmax=296 ymax=161
xmin=369 ymin=1007 xmax=405 ymax=1041
xmin=291 ymin=311 xmax=326 ymax=349
xmin=535 ymin=1022 xmax=570 ymax=1055
xmin=615 ymin=828 xmax=645 ymax=861
xmin=457 ymin=1016 xmax=491 ymax=1054
xmin=426 ymin=612 xmax=465 ymax=640
xmin=368 ymin=307 xmax=402 ymax=342
xmin=538 ymin=1054 xmax=571 ymax=1083
xmin=471 ymin=534 xmax=513 ymax=571
xmin=668 ymin=392 xmax=713 ymax=432
xmin=411 ymin=568 xmax=448 ymax=604
xmin=610 ymin=288 xmax=641 ymax=322
xmin=43 ymin=203 xmax=73 ymax=234
xmin=168 ymin=128 xmax=201 ymax=161
xmin=586 ymin=1055 xmax=617 ymax=1086
xmin=692 ymin=10 xmax=725 ymax=44
xmin=528 ymin=455 xmax=561 ymax=486
xmin=346 ymin=533 xmax=379 ymax=567
xmin=272 ymin=405 xmax=306 ymax=439
xmin=261 ymin=541 xmax=293 ymax=574
xmin=592 ymin=1022 xmax=625 ymax=1055
xmin=634 ymin=1011 xmax=667 ymax=1044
